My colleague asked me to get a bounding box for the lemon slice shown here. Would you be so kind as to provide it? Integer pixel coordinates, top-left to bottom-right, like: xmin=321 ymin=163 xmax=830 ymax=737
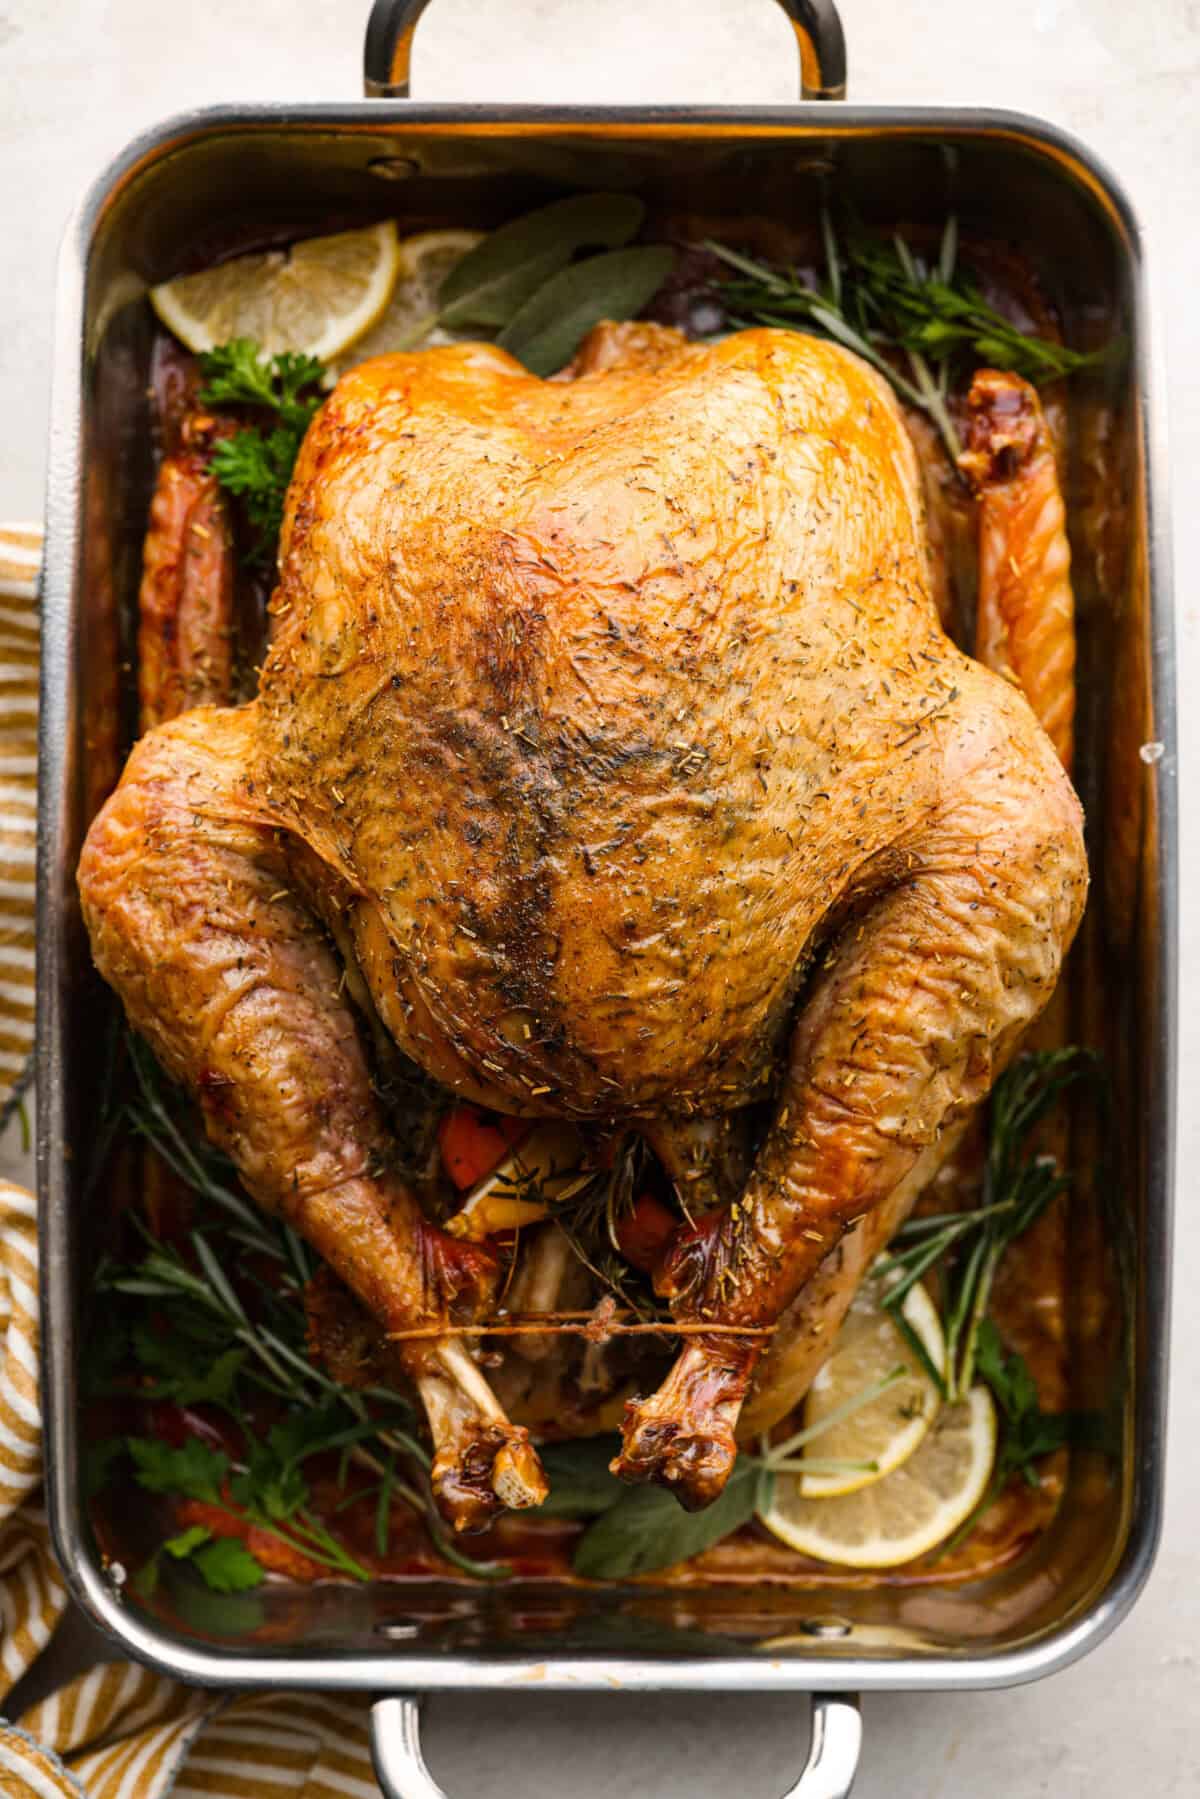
xmin=150 ymin=221 xmax=402 ymax=361
xmin=326 ymin=228 xmax=485 ymax=376
xmin=796 ymin=1275 xmax=945 ymax=1499
xmin=759 ymin=1385 xmax=996 ymax=1567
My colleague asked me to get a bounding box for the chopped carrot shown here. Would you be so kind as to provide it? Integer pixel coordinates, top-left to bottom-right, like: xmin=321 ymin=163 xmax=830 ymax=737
xmin=614 ymin=1191 xmax=679 ymax=1273
xmin=438 ymin=1104 xmax=529 ymax=1191
xmin=175 ymin=1498 xmax=327 ymax=1582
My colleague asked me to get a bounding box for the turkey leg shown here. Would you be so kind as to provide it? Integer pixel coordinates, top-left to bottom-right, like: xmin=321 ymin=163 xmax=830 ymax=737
xmin=738 ymin=369 xmax=1080 ymax=1439
xmin=78 ymin=708 xmax=546 ymax=1530
xmin=616 ymin=670 xmax=1086 ymax=1508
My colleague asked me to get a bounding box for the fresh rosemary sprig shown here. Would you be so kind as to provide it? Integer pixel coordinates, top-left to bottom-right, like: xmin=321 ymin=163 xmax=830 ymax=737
xmin=547 ymin=1135 xmax=664 ymax=1322
xmin=876 ymin=1047 xmax=1099 ymax=1403
xmin=89 ymin=1037 xmax=511 ymax=1587
xmin=124 ymin=1032 xmax=314 ymax=1282
xmin=707 ymin=212 xmax=1100 ymax=467
xmin=483 ymin=1128 xmax=664 ymax=1323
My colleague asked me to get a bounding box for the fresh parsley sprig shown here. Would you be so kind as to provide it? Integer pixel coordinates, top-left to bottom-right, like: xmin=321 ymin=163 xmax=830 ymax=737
xmin=197 ymin=339 xmax=324 ymax=559
xmin=125 ymin=1422 xmax=370 ymax=1586
xmin=138 ymin=1522 xmax=263 ymax=1598
xmin=198 ymin=339 xmax=323 ymax=424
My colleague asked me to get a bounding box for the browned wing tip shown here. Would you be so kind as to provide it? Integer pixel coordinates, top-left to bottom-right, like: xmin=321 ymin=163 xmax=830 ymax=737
xmin=957 ymin=368 xmax=1049 ymax=492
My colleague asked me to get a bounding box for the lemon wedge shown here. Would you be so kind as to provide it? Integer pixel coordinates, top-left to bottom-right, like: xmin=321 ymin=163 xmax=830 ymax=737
xmin=150 ymin=221 xmax=402 ymax=361
xmin=796 ymin=1274 xmax=945 ymax=1499
xmin=759 ymin=1385 xmax=996 ymax=1567
xmin=326 ymin=228 xmax=484 ymax=376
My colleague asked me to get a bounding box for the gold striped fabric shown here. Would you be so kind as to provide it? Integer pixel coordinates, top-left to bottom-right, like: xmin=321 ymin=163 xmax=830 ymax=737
xmin=0 ymin=1177 xmax=384 ymax=1796
xmin=0 ymin=531 xmax=385 ymax=1796
xmin=0 ymin=526 xmax=40 ymax=1129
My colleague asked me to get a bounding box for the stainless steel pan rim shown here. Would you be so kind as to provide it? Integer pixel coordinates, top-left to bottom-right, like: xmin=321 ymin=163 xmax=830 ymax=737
xmin=36 ymin=42 xmax=1175 ymax=1799
xmin=37 ymin=96 xmax=1160 ymax=249
xmin=19 ymin=1540 xmax=1171 ymax=1694
xmin=38 ymin=92 xmax=1175 ymax=1684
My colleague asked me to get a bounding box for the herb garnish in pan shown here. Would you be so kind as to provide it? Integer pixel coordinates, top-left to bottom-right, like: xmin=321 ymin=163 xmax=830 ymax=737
xmin=88 ymin=1033 xmax=1099 ymax=1586
xmin=708 ymin=212 xmax=1102 ymax=465
xmin=392 ymin=192 xmax=676 ymax=373
xmin=876 ymin=1047 xmax=1101 ymax=1402
xmin=87 ymin=1036 xmax=511 ymax=1591
xmin=197 ymin=340 xmax=323 ymax=557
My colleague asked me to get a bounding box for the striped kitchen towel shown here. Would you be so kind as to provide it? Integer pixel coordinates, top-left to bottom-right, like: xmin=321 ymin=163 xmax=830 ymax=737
xmin=0 ymin=1180 xmax=384 ymax=1797
xmin=0 ymin=531 xmax=386 ymax=1796
xmin=0 ymin=527 xmax=39 ymax=1130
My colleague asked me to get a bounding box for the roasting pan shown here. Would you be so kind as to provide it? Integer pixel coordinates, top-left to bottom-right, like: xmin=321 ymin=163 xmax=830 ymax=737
xmin=36 ymin=1 xmax=1176 ymax=1791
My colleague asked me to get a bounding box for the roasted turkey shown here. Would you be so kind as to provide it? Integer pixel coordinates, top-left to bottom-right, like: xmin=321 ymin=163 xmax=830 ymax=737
xmin=79 ymin=322 xmax=1086 ymax=1529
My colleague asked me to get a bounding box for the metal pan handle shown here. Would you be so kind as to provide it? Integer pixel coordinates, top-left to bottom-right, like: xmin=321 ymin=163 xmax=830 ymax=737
xmin=363 ymin=0 xmax=851 ymax=1789
xmin=370 ymin=1692 xmax=863 ymax=1798
xmin=364 ymin=0 xmax=847 ymax=100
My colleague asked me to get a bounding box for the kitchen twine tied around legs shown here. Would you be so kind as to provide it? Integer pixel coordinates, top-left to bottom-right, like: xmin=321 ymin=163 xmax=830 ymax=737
xmin=0 ymin=527 xmax=386 ymax=1798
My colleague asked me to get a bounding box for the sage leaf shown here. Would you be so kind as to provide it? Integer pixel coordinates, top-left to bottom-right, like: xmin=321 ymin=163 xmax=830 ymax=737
xmin=498 ymin=245 xmax=677 ymax=378
xmin=573 ymin=1457 xmax=770 ymax=1580
xmin=538 ymin=1437 xmax=626 ymax=1519
xmin=439 ymin=193 xmax=646 ymax=330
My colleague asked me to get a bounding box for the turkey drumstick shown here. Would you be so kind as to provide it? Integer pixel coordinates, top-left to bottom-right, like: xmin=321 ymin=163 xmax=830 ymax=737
xmin=79 ymin=709 xmax=547 ymax=1527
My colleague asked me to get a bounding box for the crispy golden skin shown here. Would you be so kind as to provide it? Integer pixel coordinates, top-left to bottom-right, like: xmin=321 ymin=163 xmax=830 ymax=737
xmin=79 ymin=326 xmax=1087 ymax=1519
xmin=739 ymin=371 xmax=1079 ymax=1442
xmin=960 ymin=369 xmax=1076 ymax=771
xmin=137 ymin=415 xmax=235 ymax=732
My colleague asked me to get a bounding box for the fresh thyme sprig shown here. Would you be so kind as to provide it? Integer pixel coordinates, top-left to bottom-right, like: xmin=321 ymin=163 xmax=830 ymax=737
xmin=707 ymin=213 xmax=1100 ymax=467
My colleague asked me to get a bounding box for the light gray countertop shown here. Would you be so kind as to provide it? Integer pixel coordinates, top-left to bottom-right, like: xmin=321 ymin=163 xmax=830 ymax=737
xmin=2 ymin=1 xmax=1196 ymax=1791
